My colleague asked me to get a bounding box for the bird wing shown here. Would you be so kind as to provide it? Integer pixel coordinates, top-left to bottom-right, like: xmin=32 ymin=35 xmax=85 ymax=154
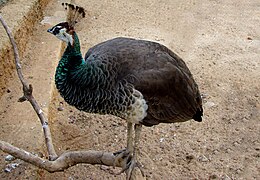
xmin=132 ymin=48 xmax=201 ymax=126
xmin=84 ymin=37 xmax=202 ymax=126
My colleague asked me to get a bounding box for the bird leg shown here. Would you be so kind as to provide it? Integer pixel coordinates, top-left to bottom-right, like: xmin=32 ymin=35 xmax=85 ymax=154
xmin=125 ymin=124 xmax=144 ymax=180
xmin=127 ymin=122 xmax=134 ymax=153
xmin=113 ymin=123 xmax=144 ymax=179
xmin=113 ymin=122 xmax=134 ymax=169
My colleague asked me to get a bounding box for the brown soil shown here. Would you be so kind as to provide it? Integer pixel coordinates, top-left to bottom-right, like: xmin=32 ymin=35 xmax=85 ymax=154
xmin=0 ymin=0 xmax=259 ymax=179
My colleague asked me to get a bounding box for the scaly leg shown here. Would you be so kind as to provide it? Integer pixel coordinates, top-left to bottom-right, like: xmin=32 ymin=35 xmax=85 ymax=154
xmin=127 ymin=122 xmax=134 ymax=153
xmin=125 ymin=124 xmax=144 ymax=180
xmin=113 ymin=122 xmax=134 ymax=169
xmin=113 ymin=123 xmax=144 ymax=179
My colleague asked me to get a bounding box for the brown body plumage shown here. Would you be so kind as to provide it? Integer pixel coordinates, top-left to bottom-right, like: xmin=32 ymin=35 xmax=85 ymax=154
xmin=48 ymin=3 xmax=203 ymax=179
xmin=84 ymin=37 xmax=203 ymax=126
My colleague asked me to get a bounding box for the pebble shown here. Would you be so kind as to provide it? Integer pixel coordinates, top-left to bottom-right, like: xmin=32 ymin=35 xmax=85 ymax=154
xmin=198 ymin=154 xmax=209 ymax=162
xmin=159 ymin=138 xmax=165 ymax=143
xmin=100 ymin=165 xmax=109 ymax=171
xmin=4 ymin=163 xmax=20 ymax=173
xmin=221 ymin=174 xmax=231 ymax=180
xmin=57 ymin=106 xmax=64 ymax=111
xmin=5 ymin=155 xmax=16 ymax=161
xmin=204 ymin=101 xmax=216 ymax=109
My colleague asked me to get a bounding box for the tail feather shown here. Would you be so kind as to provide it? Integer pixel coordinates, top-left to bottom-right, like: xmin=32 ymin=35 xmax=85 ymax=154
xmin=192 ymin=106 xmax=203 ymax=122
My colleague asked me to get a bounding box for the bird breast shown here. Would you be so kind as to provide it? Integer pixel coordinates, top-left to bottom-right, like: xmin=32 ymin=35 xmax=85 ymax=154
xmin=125 ymin=89 xmax=148 ymax=124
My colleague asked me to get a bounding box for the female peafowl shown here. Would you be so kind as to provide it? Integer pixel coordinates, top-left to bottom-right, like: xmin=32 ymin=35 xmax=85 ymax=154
xmin=47 ymin=3 xmax=203 ymax=179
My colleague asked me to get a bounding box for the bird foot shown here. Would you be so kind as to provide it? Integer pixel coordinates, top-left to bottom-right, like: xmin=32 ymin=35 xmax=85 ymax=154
xmin=113 ymin=148 xmax=132 ymax=169
xmin=113 ymin=149 xmax=144 ymax=180
xmin=123 ymin=158 xmax=144 ymax=180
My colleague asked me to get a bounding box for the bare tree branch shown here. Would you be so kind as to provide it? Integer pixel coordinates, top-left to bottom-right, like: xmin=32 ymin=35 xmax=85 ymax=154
xmin=0 ymin=14 xmax=58 ymax=160
xmin=0 ymin=12 xmax=125 ymax=175
xmin=0 ymin=6 xmax=137 ymax=179
xmin=0 ymin=140 xmax=123 ymax=171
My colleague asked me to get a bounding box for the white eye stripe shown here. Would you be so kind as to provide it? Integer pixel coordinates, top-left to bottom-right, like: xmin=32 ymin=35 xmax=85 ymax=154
xmin=51 ymin=26 xmax=63 ymax=31
xmin=52 ymin=26 xmax=66 ymax=35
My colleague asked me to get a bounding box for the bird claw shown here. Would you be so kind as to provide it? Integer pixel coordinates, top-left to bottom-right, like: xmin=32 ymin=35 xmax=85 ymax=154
xmin=113 ymin=148 xmax=132 ymax=169
xmin=125 ymin=158 xmax=137 ymax=180
xmin=124 ymin=158 xmax=144 ymax=180
xmin=113 ymin=149 xmax=144 ymax=179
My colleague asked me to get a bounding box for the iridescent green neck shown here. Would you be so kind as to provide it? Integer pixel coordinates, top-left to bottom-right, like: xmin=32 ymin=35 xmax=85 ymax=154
xmin=71 ymin=32 xmax=81 ymax=55
xmin=54 ymin=32 xmax=135 ymax=118
xmin=55 ymin=32 xmax=85 ymax=90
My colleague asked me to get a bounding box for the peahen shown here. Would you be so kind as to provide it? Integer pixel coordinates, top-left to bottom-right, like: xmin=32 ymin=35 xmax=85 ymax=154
xmin=47 ymin=3 xmax=203 ymax=179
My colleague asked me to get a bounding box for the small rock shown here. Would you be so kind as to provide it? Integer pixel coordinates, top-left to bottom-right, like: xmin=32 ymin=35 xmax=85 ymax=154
xmin=100 ymin=165 xmax=109 ymax=171
xmin=4 ymin=163 xmax=20 ymax=173
xmin=6 ymin=89 xmax=11 ymax=93
xmin=198 ymin=154 xmax=209 ymax=162
xmin=221 ymin=174 xmax=231 ymax=180
xmin=159 ymin=138 xmax=165 ymax=143
xmin=204 ymin=101 xmax=216 ymax=109
xmin=5 ymin=155 xmax=16 ymax=161
xmin=57 ymin=106 xmax=64 ymax=111
xmin=247 ymin=37 xmax=253 ymax=40
xmin=4 ymin=167 xmax=11 ymax=173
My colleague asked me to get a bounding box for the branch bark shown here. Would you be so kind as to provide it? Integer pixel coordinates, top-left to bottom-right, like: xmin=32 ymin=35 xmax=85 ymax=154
xmin=0 ymin=12 xmax=123 ymax=174
xmin=0 ymin=140 xmax=123 ymax=171
xmin=0 ymin=14 xmax=58 ymax=160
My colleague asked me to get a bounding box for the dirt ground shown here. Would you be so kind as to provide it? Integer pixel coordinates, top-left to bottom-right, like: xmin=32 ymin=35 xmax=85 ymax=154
xmin=0 ymin=0 xmax=259 ymax=179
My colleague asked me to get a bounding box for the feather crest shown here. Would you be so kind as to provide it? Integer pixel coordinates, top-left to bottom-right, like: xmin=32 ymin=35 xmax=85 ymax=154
xmin=62 ymin=2 xmax=86 ymax=28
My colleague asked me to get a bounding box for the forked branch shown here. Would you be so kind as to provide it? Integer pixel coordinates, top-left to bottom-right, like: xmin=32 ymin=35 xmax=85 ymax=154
xmin=0 ymin=141 xmax=123 ymax=171
xmin=0 ymin=13 xmax=123 ymax=173
xmin=0 ymin=14 xmax=57 ymax=161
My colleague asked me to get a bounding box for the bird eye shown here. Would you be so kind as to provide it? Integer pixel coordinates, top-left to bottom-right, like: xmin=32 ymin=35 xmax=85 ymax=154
xmin=53 ymin=28 xmax=60 ymax=35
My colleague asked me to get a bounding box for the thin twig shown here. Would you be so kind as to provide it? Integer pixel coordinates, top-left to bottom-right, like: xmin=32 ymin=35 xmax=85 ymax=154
xmin=0 ymin=14 xmax=58 ymax=160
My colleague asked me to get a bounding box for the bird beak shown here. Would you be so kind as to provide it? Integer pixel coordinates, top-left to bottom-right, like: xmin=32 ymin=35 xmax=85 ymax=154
xmin=47 ymin=28 xmax=52 ymax=33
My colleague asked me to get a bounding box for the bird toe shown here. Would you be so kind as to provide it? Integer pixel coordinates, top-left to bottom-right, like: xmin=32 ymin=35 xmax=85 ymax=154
xmin=113 ymin=148 xmax=132 ymax=169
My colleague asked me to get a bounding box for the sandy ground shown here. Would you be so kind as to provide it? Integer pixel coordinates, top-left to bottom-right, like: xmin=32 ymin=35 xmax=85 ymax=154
xmin=0 ymin=0 xmax=260 ymax=179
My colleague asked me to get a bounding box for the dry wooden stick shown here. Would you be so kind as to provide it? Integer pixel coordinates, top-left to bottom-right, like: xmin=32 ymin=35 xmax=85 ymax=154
xmin=0 ymin=14 xmax=58 ymax=161
xmin=0 ymin=13 xmax=125 ymax=173
xmin=0 ymin=140 xmax=124 ymax=171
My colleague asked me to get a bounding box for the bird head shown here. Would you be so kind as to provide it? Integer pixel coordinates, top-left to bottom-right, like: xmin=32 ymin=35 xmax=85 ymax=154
xmin=47 ymin=22 xmax=74 ymax=45
xmin=47 ymin=3 xmax=85 ymax=46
